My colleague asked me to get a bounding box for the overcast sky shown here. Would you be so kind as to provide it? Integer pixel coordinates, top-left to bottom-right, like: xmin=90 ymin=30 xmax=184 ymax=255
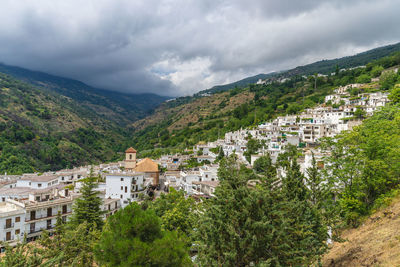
xmin=0 ymin=0 xmax=399 ymax=96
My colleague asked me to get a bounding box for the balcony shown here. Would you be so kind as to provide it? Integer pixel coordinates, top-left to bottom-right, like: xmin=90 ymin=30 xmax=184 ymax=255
xmin=25 ymin=211 xmax=72 ymax=222
xmin=4 ymin=223 xmax=14 ymax=229
xmin=3 ymin=236 xmax=15 ymax=242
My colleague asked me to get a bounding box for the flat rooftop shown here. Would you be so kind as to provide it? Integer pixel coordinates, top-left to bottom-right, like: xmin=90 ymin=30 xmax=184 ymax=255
xmin=20 ymin=175 xmax=59 ymax=182
xmin=0 ymin=202 xmax=24 ymax=216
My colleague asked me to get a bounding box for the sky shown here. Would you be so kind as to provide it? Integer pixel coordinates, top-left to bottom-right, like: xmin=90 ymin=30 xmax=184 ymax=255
xmin=0 ymin=0 xmax=399 ymax=97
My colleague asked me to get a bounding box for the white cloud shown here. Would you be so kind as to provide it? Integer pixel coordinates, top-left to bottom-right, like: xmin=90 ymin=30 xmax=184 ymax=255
xmin=0 ymin=0 xmax=398 ymax=96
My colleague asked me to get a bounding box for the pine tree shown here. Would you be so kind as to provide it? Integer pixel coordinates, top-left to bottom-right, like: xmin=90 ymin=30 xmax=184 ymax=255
xmin=94 ymin=203 xmax=191 ymax=266
xmin=280 ymin=148 xmax=328 ymax=266
xmin=197 ymin=155 xmax=298 ymax=266
xmin=38 ymin=222 xmax=100 ymax=266
xmin=72 ymin=170 xmax=105 ymax=230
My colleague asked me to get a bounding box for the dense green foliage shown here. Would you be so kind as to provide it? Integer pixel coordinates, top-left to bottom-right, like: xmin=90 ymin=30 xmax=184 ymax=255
xmin=94 ymin=203 xmax=191 ymax=267
xmin=322 ymin=103 xmax=400 ymax=226
xmin=147 ymin=188 xmax=198 ymax=240
xmin=196 ymin=154 xmax=328 ymax=266
xmin=0 ymin=72 xmax=135 ymax=174
xmin=0 ymin=63 xmax=168 ymax=124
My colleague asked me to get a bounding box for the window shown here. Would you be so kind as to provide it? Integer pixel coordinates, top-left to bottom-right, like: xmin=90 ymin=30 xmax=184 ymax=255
xmin=15 ymin=229 xmax=20 ymax=235
xmin=38 ymin=183 xmax=42 ymax=188
xmin=47 ymin=183 xmax=51 ymax=186
xmin=120 ymin=178 xmax=124 ymax=182
xmin=62 ymin=216 xmax=67 ymax=223
xmin=35 ymin=196 xmax=40 ymax=201
xmin=125 ymin=186 xmax=127 ymax=193
xmin=121 ymin=186 xmax=123 ymax=190
xmin=120 ymin=194 xmax=123 ymax=199
xmin=129 ymin=154 xmax=132 ymax=160
xmin=15 ymin=217 xmax=20 ymax=223
xmin=115 ymin=202 xmax=117 ymax=209
xmin=2 ymin=197 xmax=5 ymax=202
xmin=47 ymin=219 xmax=52 ymax=229
xmin=5 ymin=218 xmax=12 ymax=228
xmin=61 ymin=177 xmax=64 ymax=181
xmin=108 ymin=204 xmax=110 ymax=211
xmin=62 ymin=205 xmax=67 ymax=214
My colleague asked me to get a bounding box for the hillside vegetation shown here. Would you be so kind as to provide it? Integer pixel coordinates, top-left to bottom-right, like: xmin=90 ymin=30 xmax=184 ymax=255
xmin=0 ymin=73 xmax=132 ymax=173
xmin=0 ymin=63 xmax=168 ymax=125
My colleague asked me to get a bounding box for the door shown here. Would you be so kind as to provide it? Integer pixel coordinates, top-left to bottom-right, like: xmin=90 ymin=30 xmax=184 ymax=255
xmin=30 ymin=210 xmax=36 ymax=220
xmin=30 ymin=223 xmax=35 ymax=233
xmin=47 ymin=207 xmax=52 ymax=217
xmin=6 ymin=232 xmax=11 ymax=241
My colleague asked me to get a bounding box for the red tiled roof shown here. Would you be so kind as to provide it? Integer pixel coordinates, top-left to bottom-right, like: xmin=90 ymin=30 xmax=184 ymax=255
xmin=125 ymin=147 xmax=137 ymax=153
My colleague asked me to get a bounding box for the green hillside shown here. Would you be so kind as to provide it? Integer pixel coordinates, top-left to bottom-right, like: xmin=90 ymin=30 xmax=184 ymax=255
xmin=0 ymin=63 xmax=168 ymax=124
xmin=0 ymin=72 xmax=136 ymax=173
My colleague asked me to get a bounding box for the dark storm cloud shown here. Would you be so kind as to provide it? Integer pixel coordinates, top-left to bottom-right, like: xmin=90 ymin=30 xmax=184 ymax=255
xmin=0 ymin=0 xmax=399 ymax=96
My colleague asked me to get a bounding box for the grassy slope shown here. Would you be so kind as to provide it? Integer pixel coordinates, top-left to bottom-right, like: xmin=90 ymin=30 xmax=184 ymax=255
xmin=323 ymin=197 xmax=400 ymax=266
xmin=132 ymin=90 xmax=255 ymax=132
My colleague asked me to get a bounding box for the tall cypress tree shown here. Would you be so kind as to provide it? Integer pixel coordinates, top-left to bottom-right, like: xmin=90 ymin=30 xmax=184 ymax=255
xmin=197 ymin=155 xmax=304 ymax=266
xmin=279 ymin=147 xmax=328 ymax=266
xmin=72 ymin=170 xmax=105 ymax=230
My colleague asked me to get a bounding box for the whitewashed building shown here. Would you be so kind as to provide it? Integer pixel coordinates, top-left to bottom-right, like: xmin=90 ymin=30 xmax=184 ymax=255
xmin=105 ymin=173 xmax=146 ymax=207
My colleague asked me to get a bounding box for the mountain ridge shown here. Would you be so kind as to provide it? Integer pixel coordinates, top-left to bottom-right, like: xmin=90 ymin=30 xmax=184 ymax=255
xmin=0 ymin=63 xmax=169 ymax=124
xmin=198 ymin=41 xmax=400 ymax=95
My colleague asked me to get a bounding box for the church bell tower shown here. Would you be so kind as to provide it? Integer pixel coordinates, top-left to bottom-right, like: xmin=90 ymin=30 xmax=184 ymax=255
xmin=125 ymin=147 xmax=137 ymax=171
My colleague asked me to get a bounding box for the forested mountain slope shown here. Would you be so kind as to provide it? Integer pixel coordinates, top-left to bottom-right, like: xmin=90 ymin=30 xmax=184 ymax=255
xmin=0 ymin=63 xmax=168 ymax=124
xmin=0 ymin=72 xmax=136 ymax=173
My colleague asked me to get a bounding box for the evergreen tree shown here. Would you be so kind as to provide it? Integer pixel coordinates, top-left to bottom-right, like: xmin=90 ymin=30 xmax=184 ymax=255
xmin=94 ymin=203 xmax=191 ymax=267
xmin=38 ymin=223 xmax=100 ymax=267
xmin=279 ymin=148 xmax=328 ymax=266
xmin=72 ymin=170 xmax=105 ymax=230
xmin=216 ymin=146 xmax=225 ymax=161
xmin=196 ymin=155 xmax=325 ymax=266
xmin=253 ymin=154 xmax=276 ymax=179
xmin=0 ymin=241 xmax=43 ymax=266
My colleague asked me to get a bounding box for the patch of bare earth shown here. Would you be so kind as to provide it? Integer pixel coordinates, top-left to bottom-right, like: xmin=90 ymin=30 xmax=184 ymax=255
xmin=323 ymin=197 xmax=400 ymax=266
